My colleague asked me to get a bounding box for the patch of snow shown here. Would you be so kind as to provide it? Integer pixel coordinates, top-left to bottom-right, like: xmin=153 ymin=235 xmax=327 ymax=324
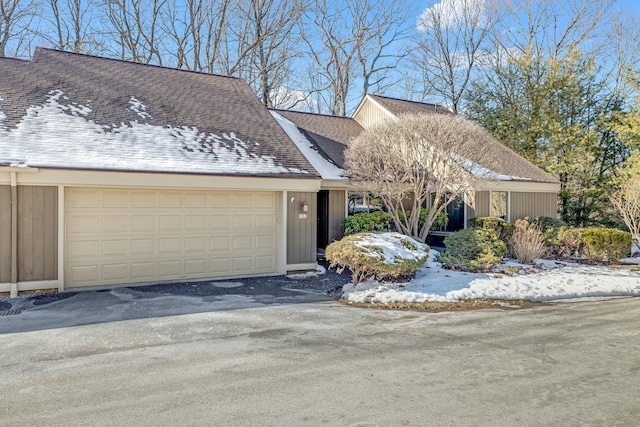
xmin=270 ymin=110 xmax=346 ymax=180
xmin=464 ymin=160 xmax=531 ymax=181
xmin=286 ymin=264 xmax=326 ymax=279
xmin=128 ymin=96 xmax=152 ymax=119
xmin=353 ymin=232 xmax=428 ymax=265
xmin=620 ymin=257 xmax=640 ymax=265
xmin=342 ymin=250 xmax=640 ymax=303
xmin=0 ymin=90 xmax=308 ymax=175
xmin=212 ymin=282 xmax=245 ymax=288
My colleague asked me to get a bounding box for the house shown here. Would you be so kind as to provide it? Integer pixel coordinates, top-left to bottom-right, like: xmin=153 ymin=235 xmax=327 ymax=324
xmin=276 ymin=94 xmax=560 ymax=245
xmin=0 ymin=49 xmax=559 ymax=295
xmin=0 ymin=48 xmax=322 ymax=296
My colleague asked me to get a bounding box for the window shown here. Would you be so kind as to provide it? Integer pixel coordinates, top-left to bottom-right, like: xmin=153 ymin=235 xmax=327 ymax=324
xmin=491 ymin=191 xmax=508 ymax=220
xmin=430 ymin=193 xmax=465 ymax=232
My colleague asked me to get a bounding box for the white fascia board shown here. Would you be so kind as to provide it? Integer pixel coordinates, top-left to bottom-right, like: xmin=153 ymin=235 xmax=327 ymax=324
xmin=475 ymin=180 xmax=560 ymax=193
xmin=0 ymin=168 xmax=322 ymax=192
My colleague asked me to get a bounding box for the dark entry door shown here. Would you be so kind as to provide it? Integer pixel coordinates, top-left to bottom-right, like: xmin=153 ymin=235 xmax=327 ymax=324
xmin=317 ymin=190 xmax=330 ymax=249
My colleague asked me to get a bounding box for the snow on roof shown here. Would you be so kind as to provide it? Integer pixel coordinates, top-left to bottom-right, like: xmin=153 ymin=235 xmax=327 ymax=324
xmin=270 ymin=110 xmax=346 ymax=180
xmin=0 ymin=90 xmax=307 ymax=175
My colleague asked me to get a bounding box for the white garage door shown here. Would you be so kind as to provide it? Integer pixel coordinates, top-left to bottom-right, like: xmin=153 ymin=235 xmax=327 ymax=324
xmin=65 ymin=188 xmax=278 ymax=288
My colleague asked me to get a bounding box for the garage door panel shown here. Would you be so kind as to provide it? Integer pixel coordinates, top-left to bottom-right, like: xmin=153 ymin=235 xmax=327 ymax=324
xmin=102 ymin=239 xmax=129 ymax=257
xmin=102 ymin=191 xmax=128 ymax=208
xmin=159 ymin=215 xmax=182 ymax=231
xmin=255 ymin=235 xmax=275 ymax=250
xmin=210 ymin=258 xmax=230 ymax=273
xmin=102 ymin=263 xmax=130 ymax=281
xmin=132 ymin=192 xmax=157 ymax=208
xmin=70 ymin=216 xmax=99 ymax=233
xmin=66 ymin=189 xmax=278 ymax=287
xmin=102 ymin=215 xmax=129 ymax=232
xmin=159 ymin=193 xmax=181 ymax=208
xmin=131 ymin=262 xmax=156 ymax=279
xmin=185 ymin=215 xmax=207 ymax=231
xmin=185 ymin=259 xmax=207 ymax=274
xmin=69 ymin=240 xmax=99 ymax=258
xmin=132 ymin=239 xmax=155 ymax=256
xmin=132 ymin=215 xmax=155 ymax=232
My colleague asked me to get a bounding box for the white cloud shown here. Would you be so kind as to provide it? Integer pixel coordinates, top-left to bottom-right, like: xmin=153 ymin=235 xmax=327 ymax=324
xmin=417 ymin=0 xmax=487 ymax=31
xmin=269 ymin=87 xmax=315 ymax=112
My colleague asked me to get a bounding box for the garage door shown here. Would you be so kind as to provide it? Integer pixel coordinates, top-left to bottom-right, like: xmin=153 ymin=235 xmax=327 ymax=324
xmin=65 ymin=188 xmax=278 ymax=287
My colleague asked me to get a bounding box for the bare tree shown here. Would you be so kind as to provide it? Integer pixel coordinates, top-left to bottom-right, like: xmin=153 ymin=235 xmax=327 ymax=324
xmin=301 ymin=0 xmax=411 ymax=116
xmin=0 ymin=0 xmax=38 ymax=57
xmin=610 ymin=176 xmax=640 ymax=255
xmin=224 ymin=0 xmax=306 ymax=108
xmin=161 ymin=0 xmax=229 ymax=73
xmin=48 ymin=0 xmax=101 ymax=53
xmin=412 ymin=0 xmax=497 ymax=113
xmin=345 ymin=113 xmax=494 ymax=240
xmin=103 ymin=0 xmax=166 ymax=64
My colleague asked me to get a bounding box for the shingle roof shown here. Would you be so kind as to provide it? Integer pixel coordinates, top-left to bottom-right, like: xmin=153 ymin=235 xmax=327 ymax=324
xmin=0 ymin=48 xmax=319 ymax=178
xmin=367 ymin=94 xmax=452 ymax=116
xmin=366 ymin=94 xmax=558 ymax=184
xmin=275 ymin=110 xmax=364 ymax=169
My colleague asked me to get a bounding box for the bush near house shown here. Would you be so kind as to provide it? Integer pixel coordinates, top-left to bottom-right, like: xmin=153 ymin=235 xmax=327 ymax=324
xmin=580 ymin=227 xmax=631 ymax=263
xmin=547 ymin=226 xmax=631 ymax=263
xmin=342 ymin=211 xmax=393 ymax=236
xmin=342 ymin=208 xmax=448 ymax=237
xmin=325 ymin=232 xmax=428 ymax=284
xmin=438 ymin=228 xmax=507 ymax=272
xmin=535 ymin=216 xmax=568 ymax=247
xmin=468 ymin=217 xmax=515 ymax=242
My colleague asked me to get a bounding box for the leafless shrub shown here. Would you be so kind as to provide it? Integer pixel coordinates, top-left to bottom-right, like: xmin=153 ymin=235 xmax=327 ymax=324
xmin=610 ymin=176 xmax=640 ymax=255
xmin=345 ymin=113 xmax=496 ymax=241
xmin=508 ymin=218 xmax=547 ymax=264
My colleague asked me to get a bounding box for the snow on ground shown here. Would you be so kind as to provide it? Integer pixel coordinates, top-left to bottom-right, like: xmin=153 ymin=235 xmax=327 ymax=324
xmin=287 ymin=265 xmax=327 ymax=279
xmin=342 ymin=250 xmax=640 ymax=303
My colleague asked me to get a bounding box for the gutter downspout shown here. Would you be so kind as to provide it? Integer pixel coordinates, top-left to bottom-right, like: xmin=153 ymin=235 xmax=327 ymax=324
xmin=10 ymin=172 xmax=18 ymax=298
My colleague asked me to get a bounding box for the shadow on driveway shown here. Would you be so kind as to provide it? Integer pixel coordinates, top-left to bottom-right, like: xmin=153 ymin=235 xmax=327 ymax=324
xmin=0 ymin=262 xmax=350 ymax=334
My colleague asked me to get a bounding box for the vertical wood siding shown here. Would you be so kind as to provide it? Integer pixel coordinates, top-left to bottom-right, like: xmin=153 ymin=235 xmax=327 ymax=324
xmin=328 ymin=190 xmax=346 ymax=244
xmin=353 ymin=99 xmax=391 ymax=128
xmin=469 ymin=191 xmax=490 ymax=219
xmin=287 ymin=192 xmax=317 ymax=265
xmin=0 ymin=186 xmax=11 ymax=283
xmin=17 ymin=186 xmax=58 ymax=282
xmin=510 ymin=192 xmax=559 ymax=221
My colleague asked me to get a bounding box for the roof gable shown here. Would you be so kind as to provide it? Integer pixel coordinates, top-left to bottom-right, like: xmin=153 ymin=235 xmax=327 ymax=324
xmin=0 ymin=48 xmax=319 ymax=178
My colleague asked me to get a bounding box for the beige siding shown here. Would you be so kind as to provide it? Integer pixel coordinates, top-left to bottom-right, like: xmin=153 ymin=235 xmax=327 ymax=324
xmin=287 ymin=191 xmax=317 ymax=265
xmin=510 ymin=192 xmax=559 ymax=221
xmin=469 ymin=191 xmax=490 ymax=219
xmin=17 ymin=186 xmax=58 ymax=282
xmin=353 ymin=98 xmax=392 ymax=128
xmin=0 ymin=186 xmax=10 ymax=283
xmin=328 ymin=190 xmax=346 ymax=244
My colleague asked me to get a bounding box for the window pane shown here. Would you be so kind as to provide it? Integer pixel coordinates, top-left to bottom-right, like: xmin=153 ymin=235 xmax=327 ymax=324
xmin=491 ymin=192 xmax=507 ymax=220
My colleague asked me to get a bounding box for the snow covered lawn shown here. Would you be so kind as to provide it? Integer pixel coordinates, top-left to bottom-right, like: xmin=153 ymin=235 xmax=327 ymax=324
xmin=342 ymin=250 xmax=640 ymax=304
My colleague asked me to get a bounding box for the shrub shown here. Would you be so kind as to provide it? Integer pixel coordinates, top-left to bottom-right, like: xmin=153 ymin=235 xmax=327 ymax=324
xmin=549 ymin=227 xmax=631 ymax=262
xmin=580 ymin=227 xmax=631 ymax=263
xmin=468 ymin=217 xmax=515 ymax=242
xmin=325 ymin=232 xmax=428 ymax=284
xmin=342 ymin=211 xmax=392 ymax=236
xmin=535 ymin=216 xmax=568 ymax=247
xmin=508 ymin=218 xmax=547 ymax=264
xmin=438 ymin=228 xmax=507 ymax=271
xmin=397 ymin=208 xmax=449 ymax=232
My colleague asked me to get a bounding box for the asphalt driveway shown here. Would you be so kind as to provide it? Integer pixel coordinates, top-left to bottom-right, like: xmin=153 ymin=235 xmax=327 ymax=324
xmin=0 ymin=265 xmax=347 ymax=334
xmin=1 ymin=296 xmax=639 ymax=426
